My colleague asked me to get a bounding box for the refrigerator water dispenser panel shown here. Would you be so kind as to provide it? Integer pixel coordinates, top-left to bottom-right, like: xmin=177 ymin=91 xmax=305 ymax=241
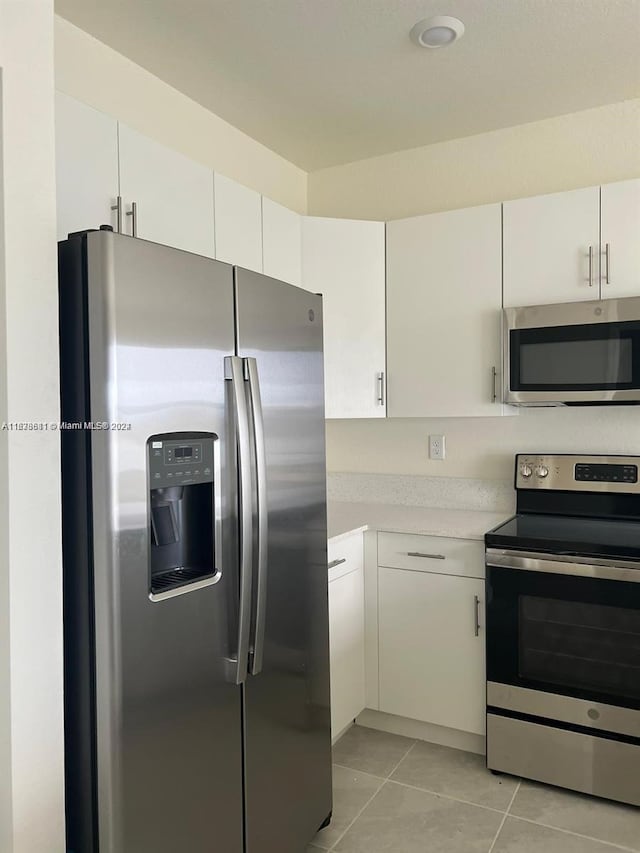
xmin=148 ymin=433 xmax=220 ymax=597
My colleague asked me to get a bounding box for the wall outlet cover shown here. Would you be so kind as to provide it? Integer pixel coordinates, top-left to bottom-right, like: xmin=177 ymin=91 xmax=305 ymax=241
xmin=429 ymin=434 xmax=446 ymax=460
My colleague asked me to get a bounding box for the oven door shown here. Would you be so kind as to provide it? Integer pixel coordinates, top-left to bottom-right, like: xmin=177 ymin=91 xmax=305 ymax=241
xmin=503 ymin=298 xmax=640 ymax=405
xmin=486 ymin=550 xmax=640 ymax=715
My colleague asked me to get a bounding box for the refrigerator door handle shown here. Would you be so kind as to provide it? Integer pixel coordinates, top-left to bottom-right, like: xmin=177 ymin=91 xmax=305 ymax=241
xmin=225 ymin=355 xmax=253 ymax=684
xmin=245 ymin=357 xmax=268 ymax=676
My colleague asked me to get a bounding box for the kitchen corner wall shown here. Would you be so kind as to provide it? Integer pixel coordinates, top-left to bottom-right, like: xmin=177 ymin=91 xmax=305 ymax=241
xmin=54 ymin=16 xmax=307 ymax=214
xmin=311 ymin=100 xmax=640 ymax=481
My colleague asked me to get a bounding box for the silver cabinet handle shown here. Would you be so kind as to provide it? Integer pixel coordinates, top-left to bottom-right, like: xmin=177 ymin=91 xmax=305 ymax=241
xmin=110 ymin=196 xmax=122 ymax=233
xmin=588 ymin=245 xmax=594 ymax=287
xmin=491 ymin=366 xmax=498 ymax=403
xmin=328 ymin=558 xmax=347 ymax=569
xmin=245 ymin=357 xmax=268 ymax=677
xmin=126 ymin=201 xmax=138 ymax=237
xmin=474 ymin=595 xmax=481 ymax=637
xmin=604 ymin=242 xmax=610 ymax=285
xmin=407 ymin=551 xmax=446 ymax=560
xmin=225 ymin=356 xmax=253 ymax=685
xmin=377 ymin=371 xmax=385 ymax=406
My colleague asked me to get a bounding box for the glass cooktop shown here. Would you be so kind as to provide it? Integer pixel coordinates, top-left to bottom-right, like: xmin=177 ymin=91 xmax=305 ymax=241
xmin=486 ymin=513 xmax=640 ymax=561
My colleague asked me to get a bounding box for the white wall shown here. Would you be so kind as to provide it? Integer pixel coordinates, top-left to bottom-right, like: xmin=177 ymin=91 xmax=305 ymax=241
xmin=317 ymin=101 xmax=640 ymax=481
xmin=308 ymin=99 xmax=640 ymax=222
xmin=326 ymin=408 xmax=640 ymax=481
xmin=0 ymin=2 xmax=65 ymax=852
xmin=54 ymin=15 xmax=307 ymax=214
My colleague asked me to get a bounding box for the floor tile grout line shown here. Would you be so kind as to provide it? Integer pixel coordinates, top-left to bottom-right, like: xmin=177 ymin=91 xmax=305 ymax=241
xmin=332 ymin=759 xmax=518 ymax=817
xmin=504 ymin=778 xmax=520 ymax=816
xmin=487 ymin=780 xmax=521 ymax=853
xmin=384 ymin=777 xmax=510 ymax=816
xmin=323 ymin=734 xmax=416 ymax=851
xmin=332 ymin=761 xmax=386 ymax=781
xmin=321 ymin=774 xmax=388 ymax=852
xmin=506 ymin=814 xmax=640 ymax=853
xmin=384 ymin=739 xmax=418 ymax=779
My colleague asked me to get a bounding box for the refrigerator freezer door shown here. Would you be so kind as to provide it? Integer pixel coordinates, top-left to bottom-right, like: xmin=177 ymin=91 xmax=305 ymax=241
xmin=78 ymin=232 xmax=243 ymax=853
xmin=235 ymin=268 xmax=332 ymax=853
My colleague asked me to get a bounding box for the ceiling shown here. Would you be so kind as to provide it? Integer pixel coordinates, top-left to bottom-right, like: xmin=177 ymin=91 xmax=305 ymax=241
xmin=55 ymin=0 xmax=640 ymax=171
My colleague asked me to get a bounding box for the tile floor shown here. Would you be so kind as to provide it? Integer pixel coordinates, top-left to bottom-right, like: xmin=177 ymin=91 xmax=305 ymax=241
xmin=308 ymin=725 xmax=640 ymax=853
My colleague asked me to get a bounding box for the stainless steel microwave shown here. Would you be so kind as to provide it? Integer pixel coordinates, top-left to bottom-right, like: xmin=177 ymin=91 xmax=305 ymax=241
xmin=503 ymin=297 xmax=640 ymax=405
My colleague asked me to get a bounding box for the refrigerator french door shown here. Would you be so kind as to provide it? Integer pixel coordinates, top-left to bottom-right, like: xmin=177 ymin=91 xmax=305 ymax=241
xmin=59 ymin=230 xmax=331 ymax=853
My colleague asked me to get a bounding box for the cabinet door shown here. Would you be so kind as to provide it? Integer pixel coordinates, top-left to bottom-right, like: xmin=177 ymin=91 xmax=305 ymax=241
xmin=600 ymin=179 xmax=640 ymax=299
xmin=55 ymin=92 xmax=119 ymax=241
xmin=118 ymin=123 xmax=215 ymax=257
xmin=302 ymin=217 xmax=386 ymax=418
xmin=329 ymin=566 xmax=365 ymax=739
xmin=262 ymin=197 xmax=302 ymax=286
xmin=214 ymin=173 xmax=262 ymax=272
xmin=387 ymin=204 xmax=503 ymax=417
xmin=503 ymin=186 xmax=600 ymax=307
xmin=379 ymin=567 xmax=485 ymax=735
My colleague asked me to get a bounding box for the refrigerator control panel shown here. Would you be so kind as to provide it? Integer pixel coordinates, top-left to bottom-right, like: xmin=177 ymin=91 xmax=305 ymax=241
xmin=148 ymin=436 xmax=215 ymax=488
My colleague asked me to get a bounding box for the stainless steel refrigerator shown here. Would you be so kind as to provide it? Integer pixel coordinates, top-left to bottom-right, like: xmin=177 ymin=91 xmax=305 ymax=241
xmin=59 ymin=229 xmax=332 ymax=853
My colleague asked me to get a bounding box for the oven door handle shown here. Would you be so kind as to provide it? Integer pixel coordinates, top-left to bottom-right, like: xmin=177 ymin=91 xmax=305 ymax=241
xmin=486 ymin=548 xmax=640 ymax=583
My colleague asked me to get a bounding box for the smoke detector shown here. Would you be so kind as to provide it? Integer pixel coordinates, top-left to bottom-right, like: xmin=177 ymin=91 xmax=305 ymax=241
xmin=410 ymin=15 xmax=465 ymax=49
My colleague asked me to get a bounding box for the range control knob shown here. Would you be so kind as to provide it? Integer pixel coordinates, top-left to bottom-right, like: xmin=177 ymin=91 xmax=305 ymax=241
xmin=536 ymin=465 xmax=549 ymax=479
xmin=520 ymin=464 xmax=533 ymax=479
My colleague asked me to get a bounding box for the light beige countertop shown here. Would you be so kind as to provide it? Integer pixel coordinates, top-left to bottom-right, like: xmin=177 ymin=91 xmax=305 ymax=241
xmin=327 ymin=500 xmax=510 ymax=544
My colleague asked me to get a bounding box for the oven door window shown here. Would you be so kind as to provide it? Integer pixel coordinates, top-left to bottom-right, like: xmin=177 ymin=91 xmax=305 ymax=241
xmin=509 ymin=320 xmax=640 ymax=391
xmin=486 ymin=567 xmax=640 ymax=710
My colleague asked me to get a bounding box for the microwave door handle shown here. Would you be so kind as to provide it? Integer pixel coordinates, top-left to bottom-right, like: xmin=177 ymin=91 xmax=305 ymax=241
xmin=225 ymin=356 xmax=253 ymax=685
xmin=245 ymin=358 xmax=268 ymax=677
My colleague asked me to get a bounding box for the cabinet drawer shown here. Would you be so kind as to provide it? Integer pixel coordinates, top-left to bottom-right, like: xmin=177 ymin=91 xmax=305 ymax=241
xmin=377 ymin=532 xmax=483 ymax=579
xmin=328 ymin=533 xmax=364 ymax=582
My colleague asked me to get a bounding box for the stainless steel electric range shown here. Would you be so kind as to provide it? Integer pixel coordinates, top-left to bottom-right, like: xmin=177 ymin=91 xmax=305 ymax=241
xmin=485 ymin=454 xmax=640 ymax=807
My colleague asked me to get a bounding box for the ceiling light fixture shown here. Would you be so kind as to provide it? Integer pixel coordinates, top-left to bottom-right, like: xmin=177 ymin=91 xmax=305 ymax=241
xmin=410 ymin=15 xmax=465 ymax=49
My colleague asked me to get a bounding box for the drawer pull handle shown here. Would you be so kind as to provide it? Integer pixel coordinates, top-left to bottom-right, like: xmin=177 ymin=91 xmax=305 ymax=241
xmin=407 ymin=551 xmax=446 ymax=560
xmin=328 ymin=558 xmax=347 ymax=569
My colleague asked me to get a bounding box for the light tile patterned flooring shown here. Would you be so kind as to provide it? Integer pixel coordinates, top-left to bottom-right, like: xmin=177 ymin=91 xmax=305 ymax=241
xmin=308 ymin=725 xmax=640 ymax=853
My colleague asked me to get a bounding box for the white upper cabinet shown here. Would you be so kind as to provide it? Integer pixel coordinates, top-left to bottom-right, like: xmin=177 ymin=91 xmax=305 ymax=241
xmin=55 ymin=92 xmax=119 ymax=241
xmin=386 ymin=203 xmax=504 ymax=418
xmin=214 ymin=174 xmax=263 ymax=272
xmin=118 ymin=124 xmax=215 ymax=257
xmin=600 ymin=178 xmax=640 ymax=299
xmin=503 ymin=186 xmax=600 ymax=307
xmin=262 ymin=197 xmax=302 ymax=286
xmin=302 ymin=217 xmax=386 ymax=419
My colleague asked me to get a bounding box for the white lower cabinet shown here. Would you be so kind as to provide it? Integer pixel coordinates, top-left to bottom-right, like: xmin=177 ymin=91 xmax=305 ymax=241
xmin=378 ymin=535 xmax=485 ymax=736
xmin=328 ymin=534 xmax=366 ymax=739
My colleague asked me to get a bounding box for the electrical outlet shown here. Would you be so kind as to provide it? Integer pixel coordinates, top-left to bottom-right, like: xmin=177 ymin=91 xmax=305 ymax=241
xmin=429 ymin=434 xmax=446 ymax=461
